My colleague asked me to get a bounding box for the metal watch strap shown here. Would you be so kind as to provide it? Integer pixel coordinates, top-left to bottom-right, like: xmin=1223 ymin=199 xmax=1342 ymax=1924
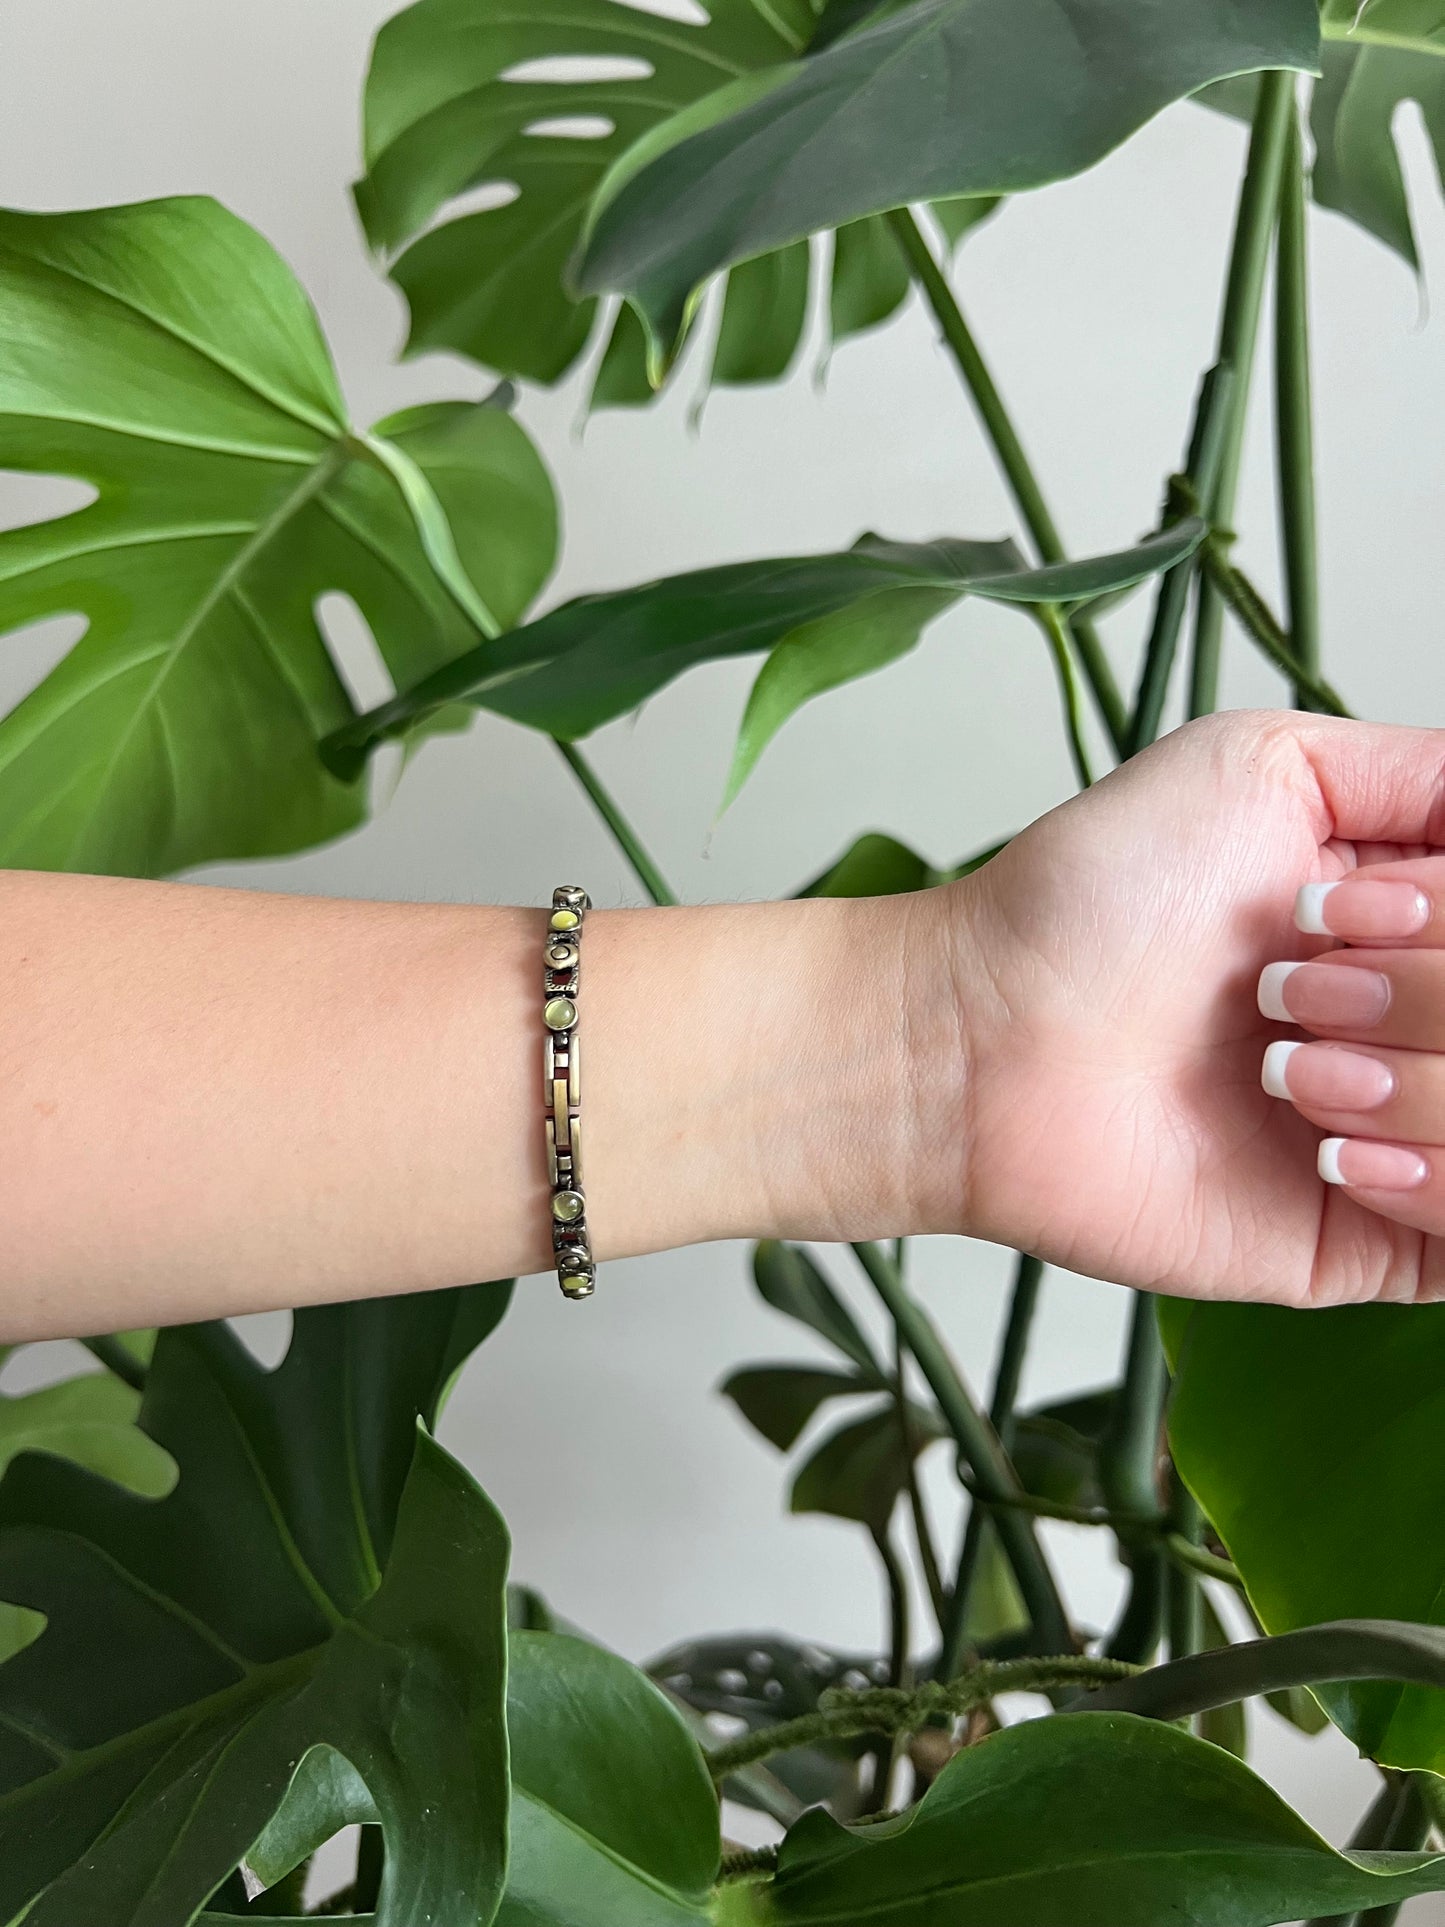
xmin=543 ymin=884 xmax=595 ymax=1299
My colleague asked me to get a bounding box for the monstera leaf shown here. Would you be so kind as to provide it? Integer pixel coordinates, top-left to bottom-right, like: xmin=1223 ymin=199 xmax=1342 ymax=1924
xmin=323 ymin=519 xmax=1204 ymax=799
xmin=1165 ymin=1299 xmax=1445 ymax=1777
xmin=760 ymin=1711 xmax=1445 ymax=1925
xmin=355 ymin=0 xmax=997 ymax=401
xmin=575 ymin=0 xmax=1321 ymax=348
xmin=0 ymin=196 xmax=556 ymax=877
xmin=500 ymin=1632 xmax=720 ymax=1927
xmin=0 ymin=1280 xmax=514 ymax=1924
xmin=1312 ymin=0 xmax=1445 ymax=265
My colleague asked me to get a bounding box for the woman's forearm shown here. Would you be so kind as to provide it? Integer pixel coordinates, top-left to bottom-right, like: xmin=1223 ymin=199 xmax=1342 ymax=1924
xmin=0 ymin=870 xmax=964 ymax=1340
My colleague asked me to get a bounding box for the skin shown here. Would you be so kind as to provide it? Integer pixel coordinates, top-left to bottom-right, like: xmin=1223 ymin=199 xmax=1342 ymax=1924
xmin=3 ymin=707 xmax=1445 ymax=1343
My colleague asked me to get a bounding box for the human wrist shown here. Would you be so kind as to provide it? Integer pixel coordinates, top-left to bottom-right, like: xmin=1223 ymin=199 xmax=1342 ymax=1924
xmin=581 ymin=885 xmax=975 ymax=1261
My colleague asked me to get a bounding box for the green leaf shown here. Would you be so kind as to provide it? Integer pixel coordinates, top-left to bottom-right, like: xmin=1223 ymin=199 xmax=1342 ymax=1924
xmin=751 ymin=1242 xmax=883 ymax=1378
xmin=1323 ymin=0 xmax=1445 ymax=55
xmin=502 ymin=1631 xmax=719 ymax=1927
xmin=719 ymin=521 xmax=1207 ymax=808
xmin=1310 ymin=39 xmax=1445 ymax=266
xmin=1009 ymin=1388 xmax=1116 ymax=1511
xmin=0 ymin=1281 xmax=515 ymax=1924
xmin=576 ymin=0 xmax=1321 ymax=346
xmin=357 ymin=0 xmax=988 ymax=399
xmin=1167 ymin=1302 xmax=1445 ymax=1773
xmin=325 ymin=520 xmax=1202 ymax=790
xmin=1267 ymin=1677 xmax=1331 ymax=1737
xmin=789 ymin=1400 xmax=946 ymax=1534
xmin=798 ymin=832 xmax=938 ymax=899
xmin=721 ymin=1365 xmax=874 ymax=1452
xmin=356 ymin=0 xmax=815 ymax=387
xmin=0 ymin=1370 xmax=174 ymax=1496
xmin=0 ymin=197 xmax=555 ymax=877
xmin=829 ymin=219 xmax=911 ymax=348
xmin=711 ymin=243 xmax=811 ymax=387
xmin=764 ymin=1711 xmax=1445 ymax=1926
xmin=722 ymin=582 xmax=965 ymax=812
xmin=0 ymin=1359 xmax=177 ymax=1667
xmin=588 ymin=304 xmax=658 ymax=413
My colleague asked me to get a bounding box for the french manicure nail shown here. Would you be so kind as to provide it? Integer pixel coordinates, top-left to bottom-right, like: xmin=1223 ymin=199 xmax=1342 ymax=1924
xmin=1262 ymin=1040 xmax=1395 ymax=1110
xmin=1318 ymin=1137 xmax=1429 ymax=1191
xmin=1261 ymin=1039 xmax=1301 ymax=1097
xmin=1296 ymin=879 xmax=1430 ymax=941
xmin=1257 ymin=960 xmax=1391 ymax=1029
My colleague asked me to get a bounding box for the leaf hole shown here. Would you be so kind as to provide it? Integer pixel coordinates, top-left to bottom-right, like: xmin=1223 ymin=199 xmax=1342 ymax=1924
xmin=0 ymin=612 xmax=88 ymax=720
xmin=316 ymin=592 xmax=394 ymax=713
xmin=522 ymin=115 xmax=617 ymax=141
xmin=501 ymin=54 xmax=654 ymax=83
xmin=610 ymin=0 xmax=709 ymax=23
xmin=414 ymin=180 xmax=521 ymax=244
xmin=0 ymin=1602 xmax=46 ymax=1667
xmin=0 ymin=471 xmax=97 ymax=534
xmin=229 ymin=1310 xmax=293 ymax=1371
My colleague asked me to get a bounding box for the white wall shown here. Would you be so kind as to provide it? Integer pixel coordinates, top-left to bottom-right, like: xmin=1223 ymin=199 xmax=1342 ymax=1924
xmin=2 ymin=0 xmax=1444 ymax=1905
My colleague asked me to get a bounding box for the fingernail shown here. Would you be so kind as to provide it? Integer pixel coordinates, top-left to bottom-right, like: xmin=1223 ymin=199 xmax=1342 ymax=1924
xmin=1296 ymin=879 xmax=1430 ymax=940
xmin=1318 ymin=1137 xmax=1429 ymax=1190
xmin=1262 ymin=1040 xmax=1396 ymax=1109
xmin=1257 ymin=960 xmax=1391 ymax=1029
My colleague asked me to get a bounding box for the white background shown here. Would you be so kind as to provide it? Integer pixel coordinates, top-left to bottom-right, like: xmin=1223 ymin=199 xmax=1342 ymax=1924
xmin=2 ymin=0 xmax=1444 ymax=1913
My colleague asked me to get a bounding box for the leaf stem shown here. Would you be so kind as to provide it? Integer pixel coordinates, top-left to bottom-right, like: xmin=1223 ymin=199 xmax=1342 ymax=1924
xmin=850 ymin=1243 xmax=1072 ymax=1656
xmin=1166 ymin=1482 xmax=1206 ymax=1664
xmin=1187 ymin=69 xmax=1296 ymax=718
xmin=939 ymin=1252 xmax=1044 ymax=1673
xmin=884 ymin=208 xmax=1128 ymax=755
xmin=1164 ymin=1532 xmax=1243 ymax=1590
xmin=704 ymin=1653 xmax=1138 ymax=1779
xmin=1036 ymin=608 xmax=1095 ymax=787
xmin=1274 ymin=99 xmax=1323 ymax=706
xmin=1099 ymin=1295 xmax=1170 ymax=1663
xmin=894 ymin=1329 xmax=948 ymax=1631
xmin=79 ymin=1334 xmax=147 ymax=1393
xmin=873 ymin=1524 xmax=912 ymax=1691
xmin=551 ymin=740 xmax=678 ymax=906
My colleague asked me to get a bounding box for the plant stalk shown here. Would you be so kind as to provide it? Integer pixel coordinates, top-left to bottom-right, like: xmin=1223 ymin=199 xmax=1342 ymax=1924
xmin=79 ymin=1334 xmax=148 ymax=1393
xmin=894 ymin=1330 xmax=948 ymax=1630
xmin=851 ymin=1242 xmax=1071 ymax=1656
xmin=1037 ymin=606 xmax=1095 ymax=787
xmin=885 ymin=208 xmax=1128 ymax=756
xmin=1166 ymin=1481 xmax=1205 ymax=1665
xmin=1165 ymin=1533 xmax=1242 ymax=1590
xmin=552 ymin=739 xmax=678 ymax=906
xmin=940 ymin=1252 xmax=1044 ymax=1672
xmin=1100 ymin=1295 xmax=1170 ymax=1663
xmin=705 ymin=1653 xmax=1139 ymax=1779
xmin=1274 ymin=99 xmax=1322 ymax=705
xmin=1187 ymin=68 xmax=1296 ymax=718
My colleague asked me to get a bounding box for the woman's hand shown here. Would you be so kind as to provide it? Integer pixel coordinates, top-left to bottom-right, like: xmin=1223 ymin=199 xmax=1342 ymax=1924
xmin=947 ymin=709 xmax=1445 ymax=1307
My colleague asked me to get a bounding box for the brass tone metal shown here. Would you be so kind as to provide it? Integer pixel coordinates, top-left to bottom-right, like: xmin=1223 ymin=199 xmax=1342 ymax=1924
xmin=543 ymin=886 xmax=595 ymax=1299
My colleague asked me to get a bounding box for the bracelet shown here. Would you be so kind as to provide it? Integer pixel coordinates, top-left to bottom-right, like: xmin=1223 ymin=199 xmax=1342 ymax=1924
xmin=542 ymin=884 xmax=595 ymax=1300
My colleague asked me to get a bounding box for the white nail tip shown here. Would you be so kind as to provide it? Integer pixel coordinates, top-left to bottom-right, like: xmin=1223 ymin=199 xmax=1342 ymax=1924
xmin=1318 ymin=1138 xmax=1349 ymax=1185
xmin=1295 ymin=882 xmax=1338 ymax=936
xmin=1257 ymin=960 xmax=1303 ymax=1023
xmin=1261 ymin=1040 xmax=1302 ymax=1099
